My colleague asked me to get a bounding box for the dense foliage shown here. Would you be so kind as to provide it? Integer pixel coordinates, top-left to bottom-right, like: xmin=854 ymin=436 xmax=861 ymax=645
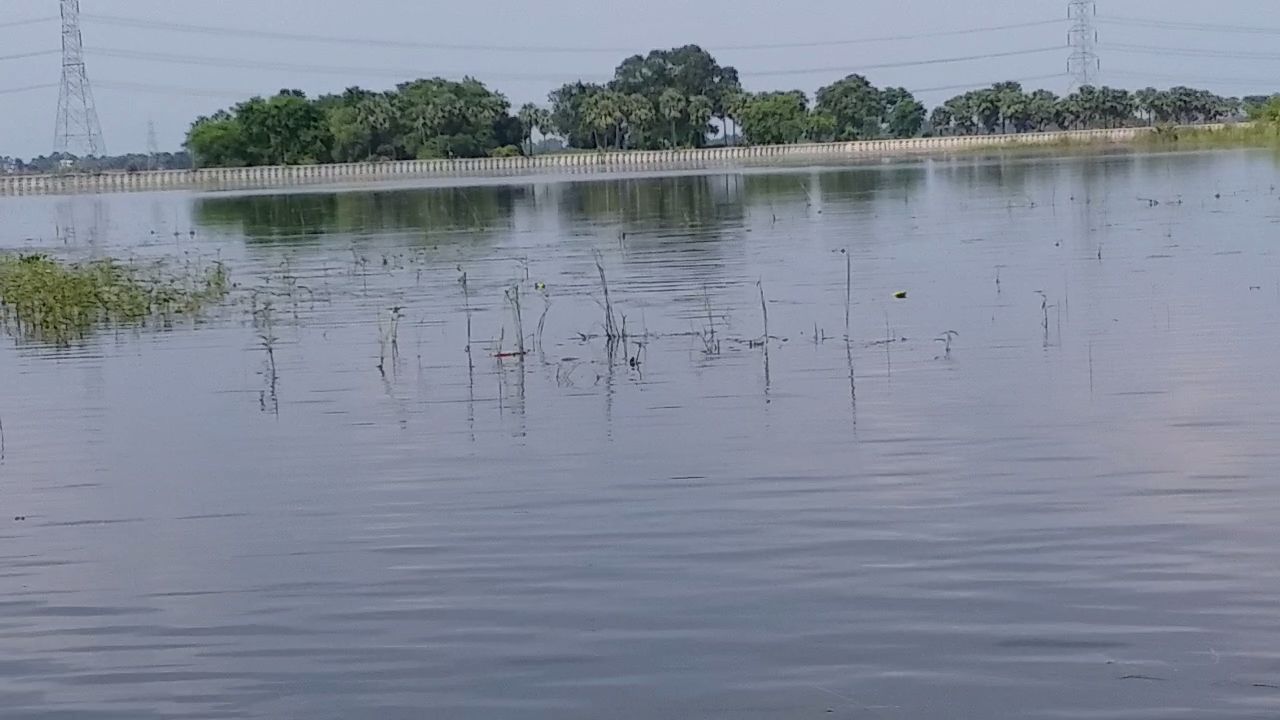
xmin=185 ymin=78 xmax=524 ymax=168
xmin=929 ymin=84 xmax=1245 ymax=135
xmin=173 ymin=44 xmax=1278 ymax=167
xmin=546 ymin=46 xmax=739 ymax=150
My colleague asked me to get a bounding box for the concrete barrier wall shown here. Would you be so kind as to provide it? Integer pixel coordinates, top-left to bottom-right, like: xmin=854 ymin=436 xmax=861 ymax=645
xmin=0 ymin=125 xmax=1189 ymax=197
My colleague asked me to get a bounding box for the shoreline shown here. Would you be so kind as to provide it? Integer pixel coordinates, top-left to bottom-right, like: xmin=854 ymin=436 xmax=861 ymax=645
xmin=0 ymin=124 xmax=1250 ymax=198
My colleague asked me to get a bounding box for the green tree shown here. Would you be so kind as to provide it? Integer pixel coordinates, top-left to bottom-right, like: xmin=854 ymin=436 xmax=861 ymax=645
xmin=722 ymin=88 xmax=747 ymax=145
xmin=992 ymin=82 xmax=1029 ymax=133
xmin=1133 ymin=87 xmax=1159 ymax=126
xmin=972 ymin=90 xmax=1001 ymax=134
xmin=582 ymin=92 xmax=623 ymax=150
xmin=231 ymin=91 xmax=331 ymax=165
xmin=1027 ymin=90 xmax=1059 ymax=131
xmin=687 ymin=95 xmax=714 ymax=146
xmin=736 ymin=91 xmax=809 ymax=145
xmin=328 ymin=105 xmax=371 ymax=162
xmin=548 ymin=82 xmax=606 ymax=149
xmin=816 ymin=74 xmax=886 ymax=140
xmin=518 ymin=103 xmax=540 ymax=154
xmin=532 ymin=106 xmax=552 ymax=148
xmin=624 ymin=94 xmax=655 ymax=149
xmin=806 ymin=111 xmax=837 ymax=143
xmin=185 ymin=111 xmax=246 ymax=168
xmin=659 ymin=89 xmax=686 ymax=148
xmin=610 ymin=45 xmax=740 ymax=149
xmin=1250 ymin=97 xmax=1280 ymax=125
xmin=928 ymin=106 xmax=954 ymax=136
xmin=881 ymin=87 xmax=925 ymax=138
xmin=944 ymin=94 xmax=978 ymax=135
xmin=355 ymin=94 xmax=395 ymax=157
xmin=186 ymin=78 xmax=520 ymax=167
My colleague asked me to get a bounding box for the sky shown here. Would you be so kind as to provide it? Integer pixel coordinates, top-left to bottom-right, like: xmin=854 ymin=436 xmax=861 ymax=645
xmin=0 ymin=0 xmax=1276 ymax=158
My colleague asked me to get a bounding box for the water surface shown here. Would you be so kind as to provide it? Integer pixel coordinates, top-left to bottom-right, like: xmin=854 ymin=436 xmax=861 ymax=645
xmin=4 ymin=150 xmax=1280 ymax=719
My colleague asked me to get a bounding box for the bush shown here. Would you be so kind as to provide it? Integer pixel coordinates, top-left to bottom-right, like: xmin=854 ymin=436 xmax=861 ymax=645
xmin=489 ymin=145 xmax=523 ymax=158
xmin=1249 ymin=97 xmax=1280 ymax=125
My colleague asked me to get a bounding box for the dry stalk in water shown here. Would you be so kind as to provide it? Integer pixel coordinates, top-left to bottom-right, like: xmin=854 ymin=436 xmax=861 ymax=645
xmin=593 ymin=250 xmax=620 ymax=341
xmin=758 ymin=279 xmax=769 ymax=345
xmin=504 ymin=285 xmax=526 ymax=357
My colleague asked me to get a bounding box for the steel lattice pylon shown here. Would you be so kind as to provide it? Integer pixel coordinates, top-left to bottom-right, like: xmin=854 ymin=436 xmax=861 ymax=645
xmin=1067 ymin=0 xmax=1100 ymax=88
xmin=54 ymin=0 xmax=105 ymax=157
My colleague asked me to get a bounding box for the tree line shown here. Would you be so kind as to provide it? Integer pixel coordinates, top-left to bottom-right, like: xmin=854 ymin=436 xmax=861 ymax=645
xmin=2 ymin=152 xmax=192 ymax=174
xmin=175 ymin=44 xmax=1276 ymax=168
xmin=929 ymin=83 xmax=1253 ymax=135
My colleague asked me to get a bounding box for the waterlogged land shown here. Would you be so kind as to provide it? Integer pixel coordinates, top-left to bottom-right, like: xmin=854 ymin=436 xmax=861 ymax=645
xmin=3 ymin=150 xmax=1280 ymax=719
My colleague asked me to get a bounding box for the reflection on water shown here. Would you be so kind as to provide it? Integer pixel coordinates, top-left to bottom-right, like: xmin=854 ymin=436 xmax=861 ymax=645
xmin=4 ymin=151 xmax=1280 ymax=719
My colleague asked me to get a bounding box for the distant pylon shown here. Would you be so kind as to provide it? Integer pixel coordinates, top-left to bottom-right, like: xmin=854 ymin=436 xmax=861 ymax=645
xmin=146 ymin=119 xmax=159 ymax=169
xmin=1067 ymin=0 xmax=1100 ymax=87
xmin=53 ymin=0 xmax=105 ymax=157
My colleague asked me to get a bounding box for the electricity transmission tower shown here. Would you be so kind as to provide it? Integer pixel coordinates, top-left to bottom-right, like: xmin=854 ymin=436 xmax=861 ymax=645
xmin=146 ymin=119 xmax=159 ymax=169
xmin=1067 ymin=0 xmax=1100 ymax=88
xmin=54 ymin=0 xmax=106 ymax=157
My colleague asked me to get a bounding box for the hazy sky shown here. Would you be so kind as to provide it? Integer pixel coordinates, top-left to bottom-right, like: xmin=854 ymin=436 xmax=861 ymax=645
xmin=1 ymin=0 xmax=1275 ymax=157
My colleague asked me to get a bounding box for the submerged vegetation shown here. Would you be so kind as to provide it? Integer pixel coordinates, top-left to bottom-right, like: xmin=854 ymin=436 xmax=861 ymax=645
xmin=0 ymin=254 xmax=229 ymax=345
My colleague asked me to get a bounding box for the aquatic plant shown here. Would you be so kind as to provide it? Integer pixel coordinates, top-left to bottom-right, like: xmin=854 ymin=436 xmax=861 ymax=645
xmin=593 ymin=250 xmax=620 ymax=343
xmin=0 ymin=253 xmax=228 ymax=345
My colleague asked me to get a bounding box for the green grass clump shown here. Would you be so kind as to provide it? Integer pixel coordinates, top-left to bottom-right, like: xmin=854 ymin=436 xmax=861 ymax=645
xmin=0 ymin=253 xmax=229 ymax=345
xmin=1136 ymin=123 xmax=1280 ymax=149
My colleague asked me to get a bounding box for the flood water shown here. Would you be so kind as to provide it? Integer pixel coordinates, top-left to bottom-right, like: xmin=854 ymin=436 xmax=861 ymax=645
xmin=4 ymin=149 xmax=1280 ymax=719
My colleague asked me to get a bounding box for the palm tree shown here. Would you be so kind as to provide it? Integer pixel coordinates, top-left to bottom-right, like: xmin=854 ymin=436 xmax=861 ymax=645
xmin=518 ymin=103 xmax=539 ymax=154
xmin=992 ymin=82 xmax=1026 ymax=133
xmin=582 ymin=93 xmax=619 ymax=151
xmin=722 ymin=89 xmax=747 ymax=146
xmin=687 ymin=95 xmax=713 ymax=147
xmin=659 ymin=89 xmax=686 ymax=148
xmin=1028 ymin=90 xmax=1058 ymax=131
xmin=973 ymin=90 xmax=1001 ymax=134
xmin=944 ymin=94 xmax=977 ymax=135
xmin=625 ymin=94 xmax=654 ymax=149
xmin=1133 ymin=87 xmax=1158 ymax=126
xmin=516 ymin=105 xmax=552 ymax=154
xmin=533 ymin=107 xmax=552 ymax=151
xmin=605 ymin=91 xmax=628 ymax=150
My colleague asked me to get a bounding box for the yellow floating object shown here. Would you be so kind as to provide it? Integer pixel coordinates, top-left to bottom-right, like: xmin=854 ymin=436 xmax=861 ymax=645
xmin=893 ymin=291 xmax=908 ymax=299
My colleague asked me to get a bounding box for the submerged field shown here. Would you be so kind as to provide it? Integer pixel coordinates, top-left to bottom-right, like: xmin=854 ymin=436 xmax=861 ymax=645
xmin=3 ymin=149 xmax=1280 ymax=719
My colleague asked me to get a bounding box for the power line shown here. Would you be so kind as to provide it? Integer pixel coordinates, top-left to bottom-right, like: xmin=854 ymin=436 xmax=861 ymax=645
xmin=1107 ymin=70 xmax=1280 ymax=88
xmin=80 ymin=12 xmax=1065 ymax=54
xmin=1103 ymin=42 xmax=1280 ymax=61
xmin=84 ymin=45 xmax=1064 ymax=84
xmin=0 ymin=16 xmax=57 ymax=30
xmin=716 ymin=19 xmax=1064 ymax=50
xmin=95 ymin=80 xmax=284 ymax=99
xmin=84 ymin=48 xmax=611 ymax=82
xmin=1099 ymin=14 xmax=1280 ymax=36
xmin=744 ymin=47 xmax=1064 ymax=77
xmin=908 ymin=73 xmax=1070 ymax=95
xmin=0 ymin=48 xmax=61 ymax=62
xmin=90 ymin=73 xmax=1074 ymax=103
xmin=81 ymin=14 xmax=629 ymax=54
xmin=0 ymin=83 xmax=59 ymax=95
